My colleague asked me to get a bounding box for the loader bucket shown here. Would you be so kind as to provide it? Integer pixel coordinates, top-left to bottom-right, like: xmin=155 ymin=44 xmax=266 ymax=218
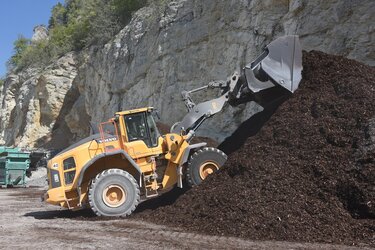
xmin=245 ymin=35 xmax=302 ymax=93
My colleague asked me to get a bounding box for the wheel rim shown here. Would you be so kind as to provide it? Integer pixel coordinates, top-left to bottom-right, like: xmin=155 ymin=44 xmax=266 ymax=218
xmin=199 ymin=161 xmax=219 ymax=180
xmin=102 ymin=184 xmax=126 ymax=208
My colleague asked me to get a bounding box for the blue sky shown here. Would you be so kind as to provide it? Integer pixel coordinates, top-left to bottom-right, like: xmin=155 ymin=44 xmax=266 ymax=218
xmin=0 ymin=0 xmax=62 ymax=78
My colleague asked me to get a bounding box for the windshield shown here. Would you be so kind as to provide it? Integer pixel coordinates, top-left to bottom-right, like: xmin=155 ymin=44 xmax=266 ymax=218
xmin=124 ymin=112 xmax=160 ymax=147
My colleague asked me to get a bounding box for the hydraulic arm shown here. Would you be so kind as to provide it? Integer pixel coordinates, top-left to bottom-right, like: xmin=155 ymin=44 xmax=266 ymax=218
xmin=171 ymin=35 xmax=302 ymax=137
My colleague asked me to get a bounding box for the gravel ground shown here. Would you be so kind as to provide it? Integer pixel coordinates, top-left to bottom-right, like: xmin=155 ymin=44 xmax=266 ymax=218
xmin=26 ymin=167 xmax=47 ymax=187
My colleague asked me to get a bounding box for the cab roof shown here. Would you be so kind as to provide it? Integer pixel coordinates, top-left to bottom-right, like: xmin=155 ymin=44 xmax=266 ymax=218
xmin=115 ymin=107 xmax=154 ymax=116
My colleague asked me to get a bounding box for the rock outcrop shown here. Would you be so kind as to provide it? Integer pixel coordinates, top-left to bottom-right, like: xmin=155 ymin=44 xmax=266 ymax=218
xmin=31 ymin=25 xmax=49 ymax=43
xmin=0 ymin=0 xmax=374 ymax=148
xmin=0 ymin=53 xmax=78 ymax=148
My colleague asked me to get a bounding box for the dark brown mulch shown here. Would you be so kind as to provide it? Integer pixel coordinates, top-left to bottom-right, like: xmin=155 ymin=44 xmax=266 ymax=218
xmin=134 ymin=51 xmax=375 ymax=246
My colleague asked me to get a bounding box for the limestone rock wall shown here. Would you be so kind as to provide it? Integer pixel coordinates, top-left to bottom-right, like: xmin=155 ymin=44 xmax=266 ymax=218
xmin=0 ymin=0 xmax=373 ymax=148
xmin=0 ymin=53 xmax=79 ymax=148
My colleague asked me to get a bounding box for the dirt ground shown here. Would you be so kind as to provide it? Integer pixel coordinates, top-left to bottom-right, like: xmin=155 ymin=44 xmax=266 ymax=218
xmin=0 ymin=187 xmax=371 ymax=250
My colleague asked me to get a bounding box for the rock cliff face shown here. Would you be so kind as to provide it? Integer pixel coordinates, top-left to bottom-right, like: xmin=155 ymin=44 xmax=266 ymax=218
xmin=0 ymin=53 xmax=79 ymax=148
xmin=0 ymin=0 xmax=374 ymax=148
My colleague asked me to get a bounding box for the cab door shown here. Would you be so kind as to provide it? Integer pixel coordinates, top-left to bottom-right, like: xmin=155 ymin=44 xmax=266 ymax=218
xmin=122 ymin=112 xmax=160 ymax=159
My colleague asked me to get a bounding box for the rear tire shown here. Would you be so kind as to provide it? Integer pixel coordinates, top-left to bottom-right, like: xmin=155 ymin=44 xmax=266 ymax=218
xmin=185 ymin=147 xmax=227 ymax=187
xmin=88 ymin=169 xmax=140 ymax=217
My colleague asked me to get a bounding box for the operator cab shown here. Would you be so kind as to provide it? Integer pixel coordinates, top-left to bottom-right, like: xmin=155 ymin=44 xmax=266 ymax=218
xmin=116 ymin=107 xmax=160 ymax=148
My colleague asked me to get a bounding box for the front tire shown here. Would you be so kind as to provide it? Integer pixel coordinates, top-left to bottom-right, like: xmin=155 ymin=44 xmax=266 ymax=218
xmin=185 ymin=147 xmax=227 ymax=187
xmin=88 ymin=169 xmax=140 ymax=217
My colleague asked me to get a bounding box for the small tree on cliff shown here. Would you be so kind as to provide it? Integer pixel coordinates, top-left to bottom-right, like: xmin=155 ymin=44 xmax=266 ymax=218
xmin=7 ymin=35 xmax=30 ymax=70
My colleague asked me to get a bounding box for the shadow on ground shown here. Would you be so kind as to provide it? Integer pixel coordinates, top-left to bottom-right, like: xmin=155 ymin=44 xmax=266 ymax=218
xmin=23 ymin=187 xmax=187 ymax=220
xmin=134 ymin=187 xmax=187 ymax=214
xmin=24 ymin=209 xmax=96 ymax=220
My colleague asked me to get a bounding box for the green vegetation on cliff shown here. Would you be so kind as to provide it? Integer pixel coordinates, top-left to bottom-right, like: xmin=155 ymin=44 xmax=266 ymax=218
xmin=8 ymin=0 xmax=147 ymax=72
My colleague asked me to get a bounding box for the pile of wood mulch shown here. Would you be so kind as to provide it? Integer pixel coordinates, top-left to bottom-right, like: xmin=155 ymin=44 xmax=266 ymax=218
xmin=134 ymin=51 xmax=375 ymax=246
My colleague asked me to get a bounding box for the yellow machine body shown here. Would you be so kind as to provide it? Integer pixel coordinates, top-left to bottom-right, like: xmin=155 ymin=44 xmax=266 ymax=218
xmin=44 ymin=107 xmax=191 ymax=210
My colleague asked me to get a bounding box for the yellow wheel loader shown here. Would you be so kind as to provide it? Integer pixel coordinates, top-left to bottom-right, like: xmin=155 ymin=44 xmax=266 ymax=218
xmin=43 ymin=36 xmax=303 ymax=217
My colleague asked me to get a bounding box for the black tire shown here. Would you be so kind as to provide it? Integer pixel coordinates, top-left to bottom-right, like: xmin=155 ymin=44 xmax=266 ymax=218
xmin=185 ymin=147 xmax=227 ymax=187
xmin=88 ymin=168 xmax=140 ymax=217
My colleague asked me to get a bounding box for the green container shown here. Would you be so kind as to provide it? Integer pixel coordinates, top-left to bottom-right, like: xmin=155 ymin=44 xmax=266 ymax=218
xmin=0 ymin=146 xmax=20 ymax=154
xmin=0 ymin=147 xmax=30 ymax=187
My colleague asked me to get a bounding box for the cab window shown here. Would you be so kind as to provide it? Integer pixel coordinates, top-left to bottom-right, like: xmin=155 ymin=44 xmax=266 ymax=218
xmin=124 ymin=112 xmax=160 ymax=148
xmin=146 ymin=112 xmax=160 ymax=146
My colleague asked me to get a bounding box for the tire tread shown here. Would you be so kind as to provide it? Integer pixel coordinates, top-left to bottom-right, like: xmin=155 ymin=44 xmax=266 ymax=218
xmin=88 ymin=168 xmax=140 ymax=217
xmin=185 ymin=147 xmax=227 ymax=187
